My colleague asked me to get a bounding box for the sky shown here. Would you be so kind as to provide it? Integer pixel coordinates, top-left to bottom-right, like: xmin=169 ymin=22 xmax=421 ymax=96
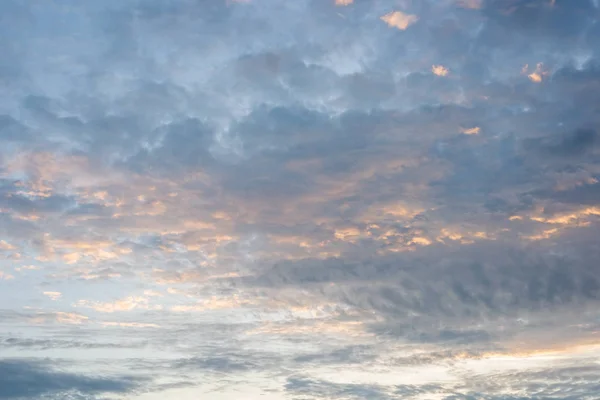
xmin=1 ymin=0 xmax=600 ymax=399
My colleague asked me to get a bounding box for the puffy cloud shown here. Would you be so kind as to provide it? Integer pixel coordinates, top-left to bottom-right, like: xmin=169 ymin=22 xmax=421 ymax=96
xmin=380 ymin=11 xmax=419 ymax=31
xmin=432 ymin=65 xmax=450 ymax=76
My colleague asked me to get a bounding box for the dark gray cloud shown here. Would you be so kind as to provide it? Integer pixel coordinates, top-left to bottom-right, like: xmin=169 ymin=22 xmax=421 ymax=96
xmin=249 ymin=225 xmax=600 ymax=344
xmin=0 ymin=359 xmax=141 ymax=399
xmin=524 ymin=128 xmax=597 ymax=158
xmin=293 ymin=345 xmax=375 ymax=365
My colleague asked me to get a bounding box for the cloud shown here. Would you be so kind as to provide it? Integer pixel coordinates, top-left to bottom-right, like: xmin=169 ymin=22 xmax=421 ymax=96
xmin=100 ymin=321 xmax=160 ymax=328
xmin=173 ymin=356 xmax=255 ymax=372
xmin=0 ymin=240 xmax=15 ymax=250
xmin=380 ymin=11 xmax=419 ymax=30
xmin=28 ymin=311 xmax=89 ymax=325
xmin=43 ymin=291 xmax=62 ymax=301
xmin=285 ymin=376 xmax=393 ymax=400
xmin=0 ymin=359 xmax=141 ymax=399
xmin=0 ymin=0 xmax=599 ymax=398
xmin=74 ymin=296 xmax=162 ymax=313
xmin=432 ymin=65 xmax=450 ymax=77
xmin=460 ymin=126 xmax=481 ymax=135
xmin=524 ymin=128 xmax=597 ymax=158
xmin=0 ymin=272 xmax=14 ymax=281
xmin=0 ymin=337 xmax=147 ymax=351
xmin=463 ymin=363 xmax=600 ymax=399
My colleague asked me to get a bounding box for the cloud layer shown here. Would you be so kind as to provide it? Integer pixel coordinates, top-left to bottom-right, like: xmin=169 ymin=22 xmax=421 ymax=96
xmin=1 ymin=0 xmax=600 ymax=398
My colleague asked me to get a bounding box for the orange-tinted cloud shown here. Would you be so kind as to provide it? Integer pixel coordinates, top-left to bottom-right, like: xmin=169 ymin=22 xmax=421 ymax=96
xmin=523 ymin=63 xmax=549 ymax=83
xmin=460 ymin=126 xmax=481 ymax=135
xmin=75 ymin=296 xmax=163 ymax=313
xmin=432 ymin=65 xmax=449 ymax=76
xmin=380 ymin=11 xmax=419 ymax=30
xmin=0 ymin=271 xmax=15 ymax=280
xmin=43 ymin=291 xmax=62 ymax=301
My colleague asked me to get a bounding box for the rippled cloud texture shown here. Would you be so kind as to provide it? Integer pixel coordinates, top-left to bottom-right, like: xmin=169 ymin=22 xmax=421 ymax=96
xmin=1 ymin=0 xmax=600 ymax=399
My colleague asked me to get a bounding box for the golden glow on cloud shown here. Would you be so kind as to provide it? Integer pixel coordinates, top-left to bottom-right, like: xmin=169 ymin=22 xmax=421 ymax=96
xmin=0 ymin=271 xmax=15 ymax=280
xmin=437 ymin=229 xmax=465 ymax=242
xmin=530 ymin=207 xmax=600 ymax=225
xmin=335 ymin=0 xmax=353 ymax=5
xmin=435 ymin=227 xmax=497 ymax=244
xmin=528 ymin=72 xmax=543 ymax=83
xmin=409 ymin=236 xmax=432 ymax=246
xmin=334 ymin=227 xmax=362 ymax=242
xmin=432 ymin=65 xmax=449 ymax=76
xmin=15 ymin=265 xmax=40 ymax=272
xmin=171 ymin=295 xmax=251 ymax=312
xmin=0 ymin=240 xmax=15 ymax=250
xmin=525 ymin=228 xmax=559 ymax=241
xmin=247 ymin=320 xmax=371 ymax=337
xmin=43 ymin=291 xmax=62 ymax=301
xmin=362 ymin=201 xmax=425 ymax=223
xmin=510 ymin=206 xmax=600 ymax=240
xmin=380 ymin=11 xmax=419 ymax=30
xmin=75 ymin=296 xmax=163 ymax=313
xmin=523 ymin=63 xmax=549 ymax=83
xmin=29 ymin=311 xmax=89 ymax=325
xmin=460 ymin=126 xmax=481 ymax=135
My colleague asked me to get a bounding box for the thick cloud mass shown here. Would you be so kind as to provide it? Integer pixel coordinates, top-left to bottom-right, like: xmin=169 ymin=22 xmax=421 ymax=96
xmin=1 ymin=0 xmax=600 ymax=399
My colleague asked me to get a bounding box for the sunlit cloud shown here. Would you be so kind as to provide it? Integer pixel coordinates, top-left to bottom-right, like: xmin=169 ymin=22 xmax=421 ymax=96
xmin=524 ymin=228 xmax=559 ymax=241
xmin=28 ymin=311 xmax=89 ymax=325
xmin=42 ymin=291 xmax=62 ymax=301
xmin=523 ymin=62 xmax=550 ymax=83
xmin=170 ymin=295 xmax=252 ymax=312
xmin=75 ymin=297 xmax=163 ymax=313
xmin=408 ymin=236 xmax=432 ymax=246
xmin=432 ymin=65 xmax=449 ymax=76
xmin=0 ymin=240 xmax=15 ymax=251
xmin=15 ymin=265 xmax=41 ymax=272
xmin=460 ymin=126 xmax=481 ymax=135
xmin=380 ymin=11 xmax=419 ymax=30
xmin=528 ymin=207 xmax=600 ymax=227
xmin=247 ymin=320 xmax=372 ymax=338
xmin=0 ymin=271 xmax=15 ymax=280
